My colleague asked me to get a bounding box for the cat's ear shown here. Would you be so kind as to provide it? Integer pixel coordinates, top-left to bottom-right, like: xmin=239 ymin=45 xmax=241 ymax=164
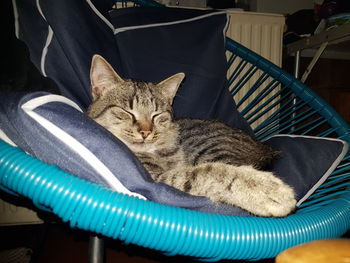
xmin=157 ymin=73 xmax=185 ymax=104
xmin=90 ymin=55 xmax=124 ymax=100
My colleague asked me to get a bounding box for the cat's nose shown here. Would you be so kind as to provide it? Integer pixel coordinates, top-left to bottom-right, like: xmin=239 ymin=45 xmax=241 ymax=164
xmin=139 ymin=130 xmax=152 ymax=139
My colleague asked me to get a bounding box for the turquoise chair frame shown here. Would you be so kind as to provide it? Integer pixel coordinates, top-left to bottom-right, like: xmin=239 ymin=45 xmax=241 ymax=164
xmin=1 ymin=1 xmax=350 ymax=261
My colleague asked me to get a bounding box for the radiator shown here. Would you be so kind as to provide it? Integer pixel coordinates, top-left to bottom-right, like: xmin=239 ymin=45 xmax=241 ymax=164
xmin=226 ymin=10 xmax=284 ymax=66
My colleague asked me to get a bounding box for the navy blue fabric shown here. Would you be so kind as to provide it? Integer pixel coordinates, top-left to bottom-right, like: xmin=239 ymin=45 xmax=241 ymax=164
xmin=15 ymin=0 xmax=118 ymax=109
xmin=109 ymin=7 xmax=253 ymax=135
xmin=108 ymin=7 xmax=214 ymax=26
xmin=266 ymin=135 xmax=347 ymax=201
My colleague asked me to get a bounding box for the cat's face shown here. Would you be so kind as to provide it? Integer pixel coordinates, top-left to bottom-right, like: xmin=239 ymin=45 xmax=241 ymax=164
xmin=87 ymin=55 xmax=185 ymax=152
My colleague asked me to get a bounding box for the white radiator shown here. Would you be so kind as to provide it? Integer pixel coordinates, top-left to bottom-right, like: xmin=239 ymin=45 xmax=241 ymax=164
xmin=226 ymin=10 xmax=284 ymax=66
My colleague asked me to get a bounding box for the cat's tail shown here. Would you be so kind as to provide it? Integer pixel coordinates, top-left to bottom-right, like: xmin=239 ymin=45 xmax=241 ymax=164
xmin=156 ymin=163 xmax=296 ymax=217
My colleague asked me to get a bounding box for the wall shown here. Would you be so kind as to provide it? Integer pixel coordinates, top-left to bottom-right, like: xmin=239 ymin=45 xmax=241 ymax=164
xmin=249 ymin=0 xmax=314 ymax=14
xmin=283 ymin=56 xmax=350 ymax=124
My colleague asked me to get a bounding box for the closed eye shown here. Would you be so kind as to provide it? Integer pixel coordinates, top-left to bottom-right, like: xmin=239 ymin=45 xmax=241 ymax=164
xmin=152 ymin=111 xmax=172 ymax=124
xmin=111 ymin=106 xmax=135 ymax=122
xmin=151 ymin=112 xmax=163 ymax=122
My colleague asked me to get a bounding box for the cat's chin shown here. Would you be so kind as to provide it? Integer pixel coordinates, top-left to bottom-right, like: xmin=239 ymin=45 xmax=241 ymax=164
xmin=127 ymin=141 xmax=159 ymax=154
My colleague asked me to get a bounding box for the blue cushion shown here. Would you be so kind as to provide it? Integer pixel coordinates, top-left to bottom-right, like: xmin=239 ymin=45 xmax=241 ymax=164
xmin=0 ymin=92 xmax=348 ymax=215
xmin=266 ymin=135 xmax=348 ymax=205
xmin=14 ymin=0 xmax=119 ymax=109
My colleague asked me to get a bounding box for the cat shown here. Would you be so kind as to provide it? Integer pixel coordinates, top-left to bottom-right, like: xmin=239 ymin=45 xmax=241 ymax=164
xmin=86 ymin=55 xmax=297 ymax=217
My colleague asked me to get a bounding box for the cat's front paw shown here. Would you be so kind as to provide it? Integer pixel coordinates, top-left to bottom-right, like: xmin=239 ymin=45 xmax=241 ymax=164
xmin=253 ymin=173 xmax=297 ymax=217
xmin=215 ymin=165 xmax=297 ymax=217
xmin=238 ymin=167 xmax=296 ymax=217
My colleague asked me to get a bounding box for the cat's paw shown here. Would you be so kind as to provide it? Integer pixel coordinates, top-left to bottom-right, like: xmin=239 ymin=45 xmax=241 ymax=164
xmin=251 ymin=172 xmax=296 ymax=217
xmin=236 ymin=166 xmax=296 ymax=217
xmin=212 ymin=165 xmax=297 ymax=217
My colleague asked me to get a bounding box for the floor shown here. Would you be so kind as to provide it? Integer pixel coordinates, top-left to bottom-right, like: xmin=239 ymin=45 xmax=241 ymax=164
xmin=0 ymin=222 xmax=277 ymax=263
xmin=1 ymin=220 xmax=349 ymax=263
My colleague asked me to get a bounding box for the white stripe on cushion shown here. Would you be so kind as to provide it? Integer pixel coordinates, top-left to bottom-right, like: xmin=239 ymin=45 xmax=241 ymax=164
xmin=113 ymin=11 xmax=227 ymax=34
xmin=35 ymin=0 xmax=54 ymax=77
xmin=0 ymin=129 xmax=17 ymax=147
xmin=23 ymin=94 xmax=83 ymax=112
xmin=12 ymin=0 xmax=19 ymax=38
xmin=40 ymin=26 xmax=53 ymax=77
xmin=86 ymin=0 xmax=115 ymax=32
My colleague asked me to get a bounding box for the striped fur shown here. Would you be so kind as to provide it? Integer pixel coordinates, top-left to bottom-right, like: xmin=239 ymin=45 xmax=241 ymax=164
xmin=87 ymin=55 xmax=296 ymax=217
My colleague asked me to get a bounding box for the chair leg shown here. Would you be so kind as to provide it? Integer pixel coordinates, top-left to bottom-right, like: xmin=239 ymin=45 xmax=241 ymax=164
xmin=88 ymin=235 xmax=105 ymax=263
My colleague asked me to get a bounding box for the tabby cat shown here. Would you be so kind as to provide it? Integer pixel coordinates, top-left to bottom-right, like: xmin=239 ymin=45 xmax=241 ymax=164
xmin=87 ymin=55 xmax=296 ymax=217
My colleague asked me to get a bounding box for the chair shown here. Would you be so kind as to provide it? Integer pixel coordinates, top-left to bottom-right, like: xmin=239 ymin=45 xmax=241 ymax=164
xmin=1 ymin=0 xmax=350 ymax=261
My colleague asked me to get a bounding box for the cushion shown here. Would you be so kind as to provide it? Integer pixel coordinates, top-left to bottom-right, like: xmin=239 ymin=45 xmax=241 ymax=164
xmin=14 ymin=0 xmax=120 ymax=109
xmin=0 ymin=92 xmax=348 ymax=216
xmin=109 ymin=7 xmax=254 ymax=135
xmin=265 ymin=135 xmax=348 ymax=205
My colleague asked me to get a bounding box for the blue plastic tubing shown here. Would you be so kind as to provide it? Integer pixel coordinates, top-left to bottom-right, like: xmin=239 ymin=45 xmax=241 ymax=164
xmin=1 ymin=140 xmax=350 ymax=261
